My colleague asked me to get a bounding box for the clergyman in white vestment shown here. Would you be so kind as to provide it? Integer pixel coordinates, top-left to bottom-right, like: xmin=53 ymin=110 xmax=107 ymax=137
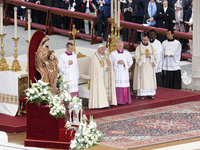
xmin=133 ymin=34 xmax=158 ymax=100
xmin=110 ymin=41 xmax=133 ymax=104
xmin=149 ymin=29 xmax=163 ymax=87
xmin=162 ymin=29 xmax=182 ymax=89
xmin=89 ymin=45 xmax=117 ymax=109
xmin=58 ymin=42 xmax=79 ymax=97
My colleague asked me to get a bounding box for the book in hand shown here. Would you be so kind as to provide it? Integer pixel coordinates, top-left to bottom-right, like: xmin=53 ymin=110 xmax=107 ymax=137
xmin=165 ymin=46 xmax=175 ymax=56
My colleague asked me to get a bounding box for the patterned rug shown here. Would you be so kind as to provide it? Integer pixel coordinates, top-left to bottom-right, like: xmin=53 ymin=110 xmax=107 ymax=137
xmin=96 ymin=102 xmax=200 ymax=149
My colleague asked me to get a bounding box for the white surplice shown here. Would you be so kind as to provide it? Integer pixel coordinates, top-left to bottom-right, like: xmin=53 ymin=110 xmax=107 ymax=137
xmin=58 ymin=52 xmax=79 ymax=92
xmin=150 ymin=39 xmax=163 ymax=73
xmin=110 ymin=50 xmax=133 ymax=87
xmin=162 ymin=39 xmax=181 ymax=71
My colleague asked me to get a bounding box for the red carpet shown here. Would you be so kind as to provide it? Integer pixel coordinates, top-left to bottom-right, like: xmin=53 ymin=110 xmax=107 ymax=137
xmin=0 ymin=114 xmax=26 ymax=133
xmin=84 ymin=87 xmax=200 ymax=119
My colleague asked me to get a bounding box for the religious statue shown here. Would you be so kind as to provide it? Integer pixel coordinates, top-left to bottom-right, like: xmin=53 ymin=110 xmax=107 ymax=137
xmin=35 ymin=37 xmax=59 ymax=93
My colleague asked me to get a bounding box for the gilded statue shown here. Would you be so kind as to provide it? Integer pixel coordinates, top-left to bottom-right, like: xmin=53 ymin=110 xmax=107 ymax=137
xmin=35 ymin=37 xmax=59 ymax=93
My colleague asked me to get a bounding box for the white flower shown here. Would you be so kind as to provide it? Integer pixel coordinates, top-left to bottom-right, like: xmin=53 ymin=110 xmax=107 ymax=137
xmin=70 ymin=139 xmax=77 ymax=149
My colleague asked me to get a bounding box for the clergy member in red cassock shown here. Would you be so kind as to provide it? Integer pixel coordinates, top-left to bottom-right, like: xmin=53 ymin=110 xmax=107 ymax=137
xmin=110 ymin=41 xmax=133 ymax=104
xmin=58 ymin=42 xmax=79 ymax=97
xmin=89 ymin=44 xmax=117 ymax=109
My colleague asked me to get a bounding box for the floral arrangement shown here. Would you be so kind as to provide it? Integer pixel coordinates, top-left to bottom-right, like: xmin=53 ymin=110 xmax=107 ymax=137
xmin=48 ymin=94 xmax=66 ymax=119
xmin=26 ymin=75 xmax=78 ymax=119
xmin=68 ymin=95 xmax=83 ymax=108
xmin=25 ymin=79 xmax=51 ymax=106
xmin=26 ymin=75 xmax=83 ymax=119
xmin=69 ymin=116 xmax=103 ymax=149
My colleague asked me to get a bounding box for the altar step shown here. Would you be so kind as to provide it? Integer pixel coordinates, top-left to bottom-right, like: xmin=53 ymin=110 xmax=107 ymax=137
xmin=0 ymin=114 xmax=26 ymax=133
xmin=84 ymin=87 xmax=200 ymax=119
xmin=0 ymin=88 xmax=199 ymax=133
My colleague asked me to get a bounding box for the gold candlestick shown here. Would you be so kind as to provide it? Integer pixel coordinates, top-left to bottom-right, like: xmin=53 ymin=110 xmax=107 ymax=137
xmin=69 ymin=25 xmax=79 ymax=54
xmin=25 ymin=40 xmax=29 ymax=72
xmin=11 ymin=38 xmax=21 ymax=72
xmin=109 ymin=18 xmax=118 ymax=53
xmin=0 ymin=34 xmax=9 ymax=71
xmin=116 ymin=26 xmax=122 ymax=40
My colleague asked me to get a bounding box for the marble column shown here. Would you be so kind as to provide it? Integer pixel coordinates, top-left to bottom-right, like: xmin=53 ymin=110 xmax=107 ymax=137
xmin=192 ymin=0 xmax=200 ymax=90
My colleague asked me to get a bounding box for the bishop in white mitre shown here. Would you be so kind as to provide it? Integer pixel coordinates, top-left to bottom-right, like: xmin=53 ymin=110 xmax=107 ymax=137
xmin=89 ymin=45 xmax=117 ymax=109
xmin=58 ymin=42 xmax=79 ymax=97
xmin=149 ymin=30 xmax=163 ymax=87
xmin=133 ymin=34 xmax=158 ymax=100
xmin=110 ymin=41 xmax=133 ymax=104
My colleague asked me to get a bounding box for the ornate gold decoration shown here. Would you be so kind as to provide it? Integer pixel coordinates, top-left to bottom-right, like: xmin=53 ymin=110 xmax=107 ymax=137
xmin=145 ymin=49 xmax=150 ymax=55
xmin=11 ymin=38 xmax=22 ymax=72
xmin=0 ymin=34 xmax=9 ymax=71
xmin=77 ymin=52 xmax=86 ymax=58
xmin=109 ymin=18 xmax=122 ymax=53
xmin=100 ymin=60 xmax=104 ymax=67
xmin=18 ymin=75 xmax=28 ymax=114
xmin=116 ymin=26 xmax=122 ymax=40
xmin=26 ymin=40 xmax=29 ymax=72
xmin=88 ymin=80 xmax=90 ymax=90
xmin=0 ymin=93 xmax=18 ymax=104
xmin=69 ymin=25 xmax=79 ymax=54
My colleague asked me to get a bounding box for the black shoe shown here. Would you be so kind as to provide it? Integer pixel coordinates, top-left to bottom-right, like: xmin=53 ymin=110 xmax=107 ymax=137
xmin=147 ymin=96 xmax=155 ymax=99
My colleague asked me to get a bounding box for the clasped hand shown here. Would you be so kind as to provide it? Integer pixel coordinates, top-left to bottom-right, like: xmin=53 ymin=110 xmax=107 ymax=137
xmin=68 ymin=60 xmax=73 ymax=65
xmin=106 ymin=67 xmax=110 ymax=71
xmin=118 ymin=60 xmax=124 ymax=65
xmin=146 ymin=53 xmax=150 ymax=58
xmin=164 ymin=55 xmax=174 ymax=57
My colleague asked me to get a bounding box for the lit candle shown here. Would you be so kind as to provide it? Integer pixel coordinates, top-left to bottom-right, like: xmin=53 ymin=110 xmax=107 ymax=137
xmin=14 ymin=7 xmax=17 ymax=39
xmin=117 ymin=0 xmax=120 ymax=28
xmin=28 ymin=9 xmax=31 ymax=41
xmin=111 ymin=0 xmax=113 ymax=19
xmin=114 ymin=0 xmax=117 ymax=24
xmin=0 ymin=4 xmax=3 ymax=35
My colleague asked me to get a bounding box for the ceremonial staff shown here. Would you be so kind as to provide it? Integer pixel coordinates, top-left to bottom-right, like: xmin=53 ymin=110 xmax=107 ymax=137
xmin=69 ymin=25 xmax=79 ymax=54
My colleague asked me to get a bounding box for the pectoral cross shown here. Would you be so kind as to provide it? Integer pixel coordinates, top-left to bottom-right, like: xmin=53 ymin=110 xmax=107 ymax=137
xmin=69 ymin=25 xmax=79 ymax=53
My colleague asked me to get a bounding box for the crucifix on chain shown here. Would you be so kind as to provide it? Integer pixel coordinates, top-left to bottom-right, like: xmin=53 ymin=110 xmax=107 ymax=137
xmin=69 ymin=25 xmax=79 ymax=54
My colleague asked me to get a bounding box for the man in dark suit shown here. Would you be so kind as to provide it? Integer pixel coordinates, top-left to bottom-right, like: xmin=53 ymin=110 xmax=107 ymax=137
xmin=42 ymin=0 xmax=62 ymax=28
xmin=134 ymin=0 xmax=146 ymax=24
xmin=82 ymin=0 xmax=97 ymax=34
xmin=29 ymin=0 xmax=44 ymax=24
xmin=70 ymin=0 xmax=84 ymax=30
xmin=96 ymin=0 xmax=111 ymax=40
xmin=60 ymin=0 xmax=71 ymax=30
